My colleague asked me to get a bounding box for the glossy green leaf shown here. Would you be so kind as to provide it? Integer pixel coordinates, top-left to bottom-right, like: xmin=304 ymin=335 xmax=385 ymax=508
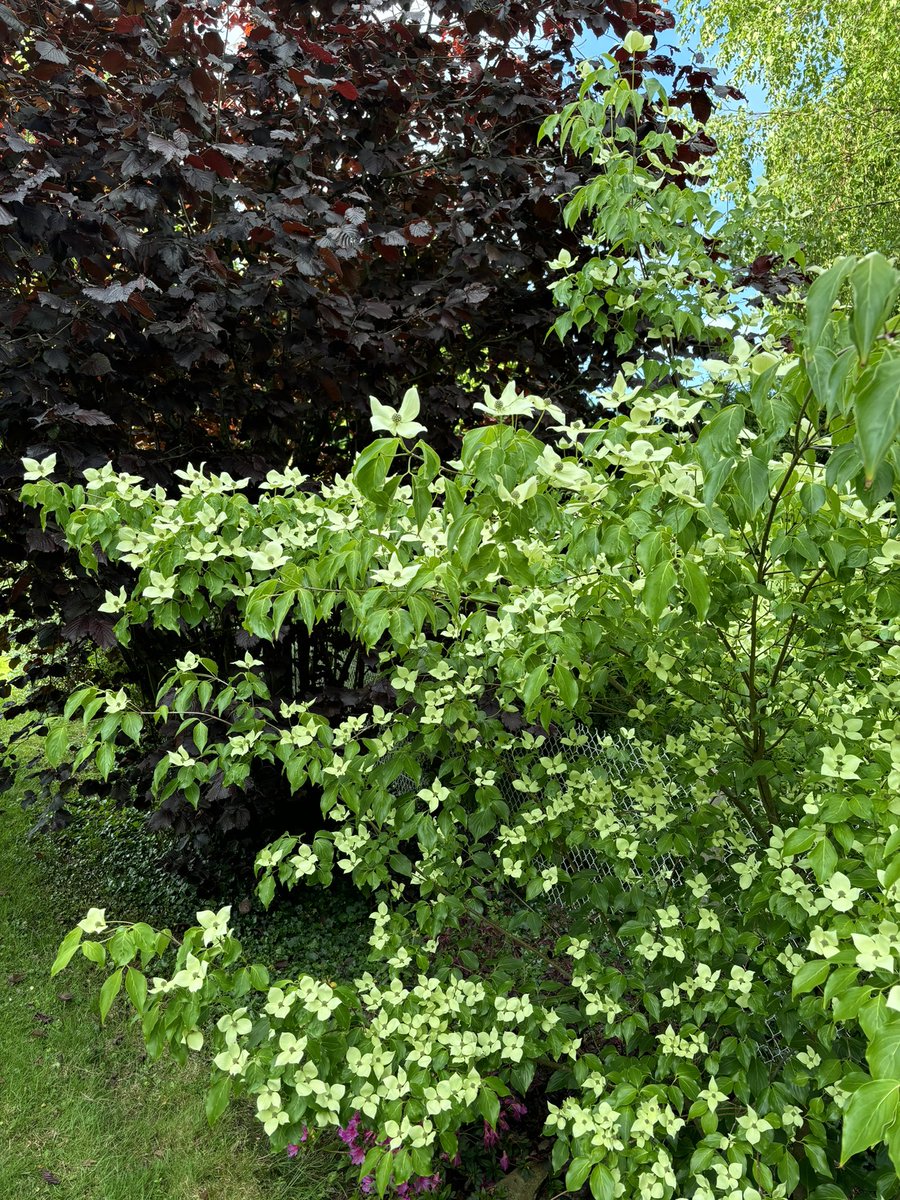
xmin=840 ymin=1079 xmax=900 ymax=1164
xmin=682 ymin=559 xmax=710 ymax=620
xmin=643 ymin=557 xmax=675 ymax=623
xmin=867 ymin=1021 xmax=900 ymax=1079
xmin=98 ymin=967 xmax=123 ymax=1024
xmin=589 ymin=1164 xmax=615 ymax=1200
xmin=849 ymin=253 xmax=900 ymax=361
xmin=50 ymin=926 xmax=83 ymax=977
xmin=45 ymin=721 xmax=69 ymax=769
xmin=854 ymin=353 xmax=900 ymax=482
xmin=205 ymin=1074 xmax=231 ymax=1126
xmin=792 ymin=960 xmax=830 ymax=996
xmin=565 ymin=1156 xmax=594 ymax=1193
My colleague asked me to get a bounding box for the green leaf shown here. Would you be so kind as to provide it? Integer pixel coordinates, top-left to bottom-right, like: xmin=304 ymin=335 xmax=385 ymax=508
xmin=807 ymin=837 xmax=838 ymax=884
xmin=81 ymin=940 xmax=106 ymax=966
xmin=63 ymin=686 xmax=95 ymax=721
xmin=854 ymin=352 xmax=900 ymax=483
xmin=783 ymin=826 xmax=817 ymax=856
xmin=248 ymin=963 xmax=270 ymax=990
xmin=553 ymin=661 xmax=579 ymax=710
xmin=696 ymin=405 xmax=745 ymax=472
xmin=792 ymin=959 xmax=830 ymax=996
xmin=124 ymin=966 xmax=149 ymax=1013
xmin=850 ymin=252 xmax=900 ymax=362
xmin=806 ymin=256 xmax=854 ymax=347
xmin=375 ymin=1148 xmax=394 ymax=1197
xmin=522 ymin=664 xmax=549 ymax=709
xmin=643 ymin=557 xmax=675 ymax=623
xmin=256 ymin=874 xmax=275 ymax=910
xmin=96 ymin=741 xmax=115 ymax=781
xmin=682 ymin=559 xmax=710 ymax=620
xmin=121 ymin=712 xmax=143 ymax=743
xmin=565 ymin=1156 xmax=594 ymax=1193
xmin=840 ymin=1078 xmax=900 ymax=1164
xmin=98 ymin=967 xmax=123 ymax=1024
xmin=477 ymin=1087 xmax=500 ymax=1129
xmin=45 ymin=721 xmax=70 ymax=769
xmin=205 ymin=1074 xmax=231 ymax=1126
xmin=867 ymin=1021 xmax=900 ymax=1079
xmin=887 ymin=1117 xmax=900 ymax=1178
xmin=51 ymin=926 xmax=83 ymax=976
xmin=589 ymin=1164 xmax=615 ymax=1200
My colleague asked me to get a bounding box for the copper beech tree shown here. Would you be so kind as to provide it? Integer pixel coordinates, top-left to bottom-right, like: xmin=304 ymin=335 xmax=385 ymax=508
xmin=0 ymin=0 xmax=736 ymax=845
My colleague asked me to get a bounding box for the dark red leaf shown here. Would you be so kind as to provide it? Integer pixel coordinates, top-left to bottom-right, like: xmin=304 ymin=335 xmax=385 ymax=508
xmin=80 ymin=354 xmax=113 ymax=377
xmin=334 ymin=80 xmax=359 ymax=101
xmin=128 ymin=291 xmax=156 ymax=320
xmin=99 ymin=49 xmax=127 ymax=74
xmin=197 ymin=148 xmax=234 ymax=178
xmin=190 ymin=68 xmax=218 ymax=103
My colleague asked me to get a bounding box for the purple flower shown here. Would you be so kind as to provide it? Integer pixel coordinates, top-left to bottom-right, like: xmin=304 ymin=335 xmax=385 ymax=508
xmin=349 ymin=1144 xmax=367 ymax=1166
xmin=360 ymin=1176 xmax=375 ymax=1195
xmin=286 ymin=1144 xmax=300 ymax=1159
xmin=413 ymin=1174 xmax=441 ymax=1193
xmin=339 ymin=1114 xmax=362 ymax=1146
xmin=499 ymin=1153 xmax=510 ymax=1173
xmin=483 ymin=1122 xmax=500 ymax=1148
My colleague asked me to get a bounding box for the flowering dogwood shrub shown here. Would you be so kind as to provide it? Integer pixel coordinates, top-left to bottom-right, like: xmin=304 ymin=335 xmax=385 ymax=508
xmin=26 ymin=238 xmax=900 ymax=1198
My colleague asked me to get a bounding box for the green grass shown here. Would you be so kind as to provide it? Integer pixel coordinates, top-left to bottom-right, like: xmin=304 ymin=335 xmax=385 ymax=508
xmin=0 ymin=730 xmax=351 ymax=1200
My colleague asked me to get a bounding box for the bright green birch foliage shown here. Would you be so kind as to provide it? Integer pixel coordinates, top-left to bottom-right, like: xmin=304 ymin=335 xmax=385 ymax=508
xmin=678 ymin=0 xmax=900 ymax=261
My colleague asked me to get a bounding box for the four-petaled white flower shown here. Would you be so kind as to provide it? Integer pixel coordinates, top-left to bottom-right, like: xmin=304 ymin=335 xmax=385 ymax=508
xmin=197 ymin=905 xmax=231 ymax=946
xmin=22 ymin=453 xmax=57 ymax=481
xmin=821 ymin=872 xmax=861 ymax=913
xmin=78 ymin=907 xmax=107 ymax=935
xmin=171 ymin=953 xmax=208 ymax=993
xmin=369 ymin=387 xmax=427 ymax=439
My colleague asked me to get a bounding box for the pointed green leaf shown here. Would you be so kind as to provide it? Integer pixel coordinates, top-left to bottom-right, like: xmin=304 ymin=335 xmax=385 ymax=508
xmin=792 ymin=959 xmax=830 ymax=996
xmin=553 ymin=662 xmax=579 ymax=710
xmin=589 ymin=1164 xmax=615 ymax=1200
xmin=63 ymin=686 xmax=95 ymax=721
xmin=854 ymin=353 xmax=900 ymax=482
xmin=840 ymin=1079 xmax=900 ymax=1164
xmin=807 ymin=837 xmax=838 ymax=884
xmin=45 ymin=721 xmax=70 ymax=769
xmin=696 ymin=405 xmax=745 ymax=472
xmin=124 ymin=966 xmax=149 ymax=1013
xmin=850 ymin=252 xmax=900 ymax=362
xmin=205 ymin=1074 xmax=231 ymax=1126
xmin=565 ymin=1156 xmax=594 ymax=1193
xmin=643 ymin=557 xmax=675 ymax=623
xmin=98 ymin=967 xmax=123 ymax=1024
xmin=867 ymin=1021 xmax=900 ymax=1079
xmin=50 ymin=926 xmax=83 ymax=976
xmin=682 ymin=559 xmax=710 ymax=620
xmin=522 ymin=664 xmax=549 ymax=709
xmin=806 ymin=256 xmax=854 ymax=347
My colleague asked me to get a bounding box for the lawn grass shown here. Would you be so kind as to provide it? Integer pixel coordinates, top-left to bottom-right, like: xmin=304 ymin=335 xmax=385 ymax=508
xmin=0 ymin=717 xmax=350 ymax=1200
